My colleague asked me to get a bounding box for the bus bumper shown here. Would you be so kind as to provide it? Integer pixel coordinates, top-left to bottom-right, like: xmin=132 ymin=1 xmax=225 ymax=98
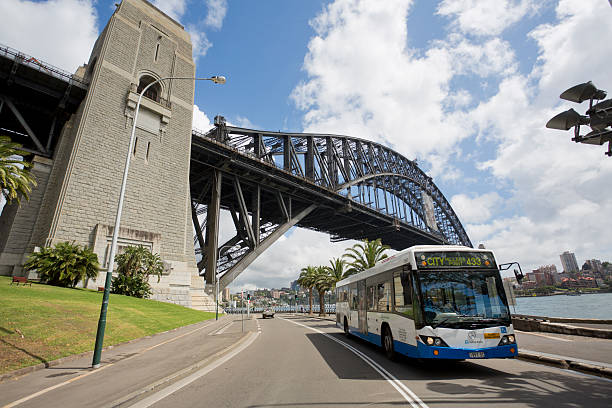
xmin=415 ymin=343 xmax=518 ymax=359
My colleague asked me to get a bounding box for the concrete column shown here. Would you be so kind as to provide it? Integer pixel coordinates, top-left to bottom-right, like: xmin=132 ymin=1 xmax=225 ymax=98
xmin=204 ymin=169 xmax=222 ymax=284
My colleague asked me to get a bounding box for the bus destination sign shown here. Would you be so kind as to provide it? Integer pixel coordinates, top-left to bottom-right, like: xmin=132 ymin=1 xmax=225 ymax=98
xmin=415 ymin=251 xmax=497 ymax=269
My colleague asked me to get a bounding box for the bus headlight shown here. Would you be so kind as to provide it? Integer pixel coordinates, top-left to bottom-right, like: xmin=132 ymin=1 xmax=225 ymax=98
xmin=420 ymin=335 xmax=449 ymax=347
xmin=498 ymin=335 xmax=516 ymax=346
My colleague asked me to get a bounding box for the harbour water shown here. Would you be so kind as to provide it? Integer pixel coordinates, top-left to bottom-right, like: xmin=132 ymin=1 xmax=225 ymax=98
xmin=512 ymin=292 xmax=612 ymax=320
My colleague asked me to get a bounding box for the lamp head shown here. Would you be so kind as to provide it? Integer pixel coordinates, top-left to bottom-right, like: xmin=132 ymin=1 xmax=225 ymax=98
xmin=211 ymin=75 xmax=226 ymax=84
xmin=546 ymin=108 xmax=588 ymax=131
xmin=560 ymin=81 xmax=606 ymax=103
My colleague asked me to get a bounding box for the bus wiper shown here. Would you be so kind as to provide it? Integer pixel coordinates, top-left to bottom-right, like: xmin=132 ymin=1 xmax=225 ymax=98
xmin=432 ymin=318 xmax=454 ymax=328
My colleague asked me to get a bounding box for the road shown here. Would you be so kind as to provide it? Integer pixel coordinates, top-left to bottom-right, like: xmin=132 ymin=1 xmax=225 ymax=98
xmin=1 ymin=315 xmax=610 ymax=408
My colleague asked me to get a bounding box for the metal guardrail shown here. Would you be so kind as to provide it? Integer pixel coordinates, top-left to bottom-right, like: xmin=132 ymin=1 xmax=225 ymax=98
xmin=0 ymin=43 xmax=88 ymax=87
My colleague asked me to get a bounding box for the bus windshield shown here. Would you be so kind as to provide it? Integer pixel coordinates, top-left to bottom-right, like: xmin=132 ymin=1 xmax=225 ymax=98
xmin=417 ymin=269 xmax=511 ymax=328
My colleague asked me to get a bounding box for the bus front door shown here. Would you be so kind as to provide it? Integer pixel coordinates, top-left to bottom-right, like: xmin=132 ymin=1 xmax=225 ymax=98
xmin=358 ymin=280 xmax=367 ymax=335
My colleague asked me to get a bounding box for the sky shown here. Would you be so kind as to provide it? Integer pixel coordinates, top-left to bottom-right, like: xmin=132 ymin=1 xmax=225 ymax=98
xmin=1 ymin=0 xmax=611 ymax=291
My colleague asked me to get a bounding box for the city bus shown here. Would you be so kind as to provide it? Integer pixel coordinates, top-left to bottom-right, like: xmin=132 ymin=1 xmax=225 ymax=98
xmin=335 ymin=245 xmax=517 ymax=360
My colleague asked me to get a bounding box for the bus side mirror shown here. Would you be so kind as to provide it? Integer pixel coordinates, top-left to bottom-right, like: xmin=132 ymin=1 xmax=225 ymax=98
xmin=514 ymin=269 xmax=524 ymax=285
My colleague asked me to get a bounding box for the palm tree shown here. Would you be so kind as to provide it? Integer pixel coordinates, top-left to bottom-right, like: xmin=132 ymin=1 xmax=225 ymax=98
xmin=313 ymin=266 xmax=333 ymax=316
xmin=344 ymin=238 xmax=390 ymax=274
xmin=0 ymin=136 xmax=37 ymax=205
xmin=298 ymin=266 xmax=317 ymax=315
xmin=327 ymin=257 xmax=349 ymax=289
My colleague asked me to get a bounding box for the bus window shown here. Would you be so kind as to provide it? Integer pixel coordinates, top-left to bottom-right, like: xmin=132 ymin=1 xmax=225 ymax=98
xmin=350 ymin=284 xmax=358 ymax=310
xmin=367 ymin=285 xmax=376 ymax=311
xmin=377 ymin=281 xmax=392 ymax=312
xmin=394 ymin=272 xmax=413 ymax=317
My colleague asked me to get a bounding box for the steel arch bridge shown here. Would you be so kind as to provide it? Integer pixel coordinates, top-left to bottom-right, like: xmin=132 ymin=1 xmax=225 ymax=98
xmin=190 ymin=119 xmax=471 ymax=290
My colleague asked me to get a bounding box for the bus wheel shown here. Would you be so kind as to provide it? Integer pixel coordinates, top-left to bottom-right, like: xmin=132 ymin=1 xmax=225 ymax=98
xmin=343 ymin=317 xmax=350 ymax=336
xmin=383 ymin=327 xmax=395 ymax=360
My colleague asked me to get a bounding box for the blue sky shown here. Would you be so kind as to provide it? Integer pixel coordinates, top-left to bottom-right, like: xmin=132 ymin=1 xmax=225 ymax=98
xmin=1 ymin=0 xmax=611 ymax=291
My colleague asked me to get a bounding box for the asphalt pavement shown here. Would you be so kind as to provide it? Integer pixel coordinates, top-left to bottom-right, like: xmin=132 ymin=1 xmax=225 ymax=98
xmin=1 ymin=314 xmax=610 ymax=408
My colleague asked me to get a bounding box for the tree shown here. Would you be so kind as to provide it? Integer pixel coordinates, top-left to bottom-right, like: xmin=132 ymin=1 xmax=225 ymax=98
xmin=313 ymin=266 xmax=333 ymax=317
xmin=24 ymin=241 xmax=100 ymax=287
xmin=327 ymin=257 xmax=349 ymax=289
xmin=0 ymin=136 xmax=37 ymax=204
xmin=111 ymin=245 xmax=163 ymax=298
xmin=343 ymin=238 xmax=390 ymax=274
xmin=298 ymin=266 xmax=317 ymax=315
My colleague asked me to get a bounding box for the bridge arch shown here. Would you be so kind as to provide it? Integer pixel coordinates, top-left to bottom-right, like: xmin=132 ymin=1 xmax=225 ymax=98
xmin=190 ymin=122 xmax=471 ymax=289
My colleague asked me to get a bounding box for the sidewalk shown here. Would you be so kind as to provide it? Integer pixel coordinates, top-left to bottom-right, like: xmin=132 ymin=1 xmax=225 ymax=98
xmin=0 ymin=315 xmax=256 ymax=408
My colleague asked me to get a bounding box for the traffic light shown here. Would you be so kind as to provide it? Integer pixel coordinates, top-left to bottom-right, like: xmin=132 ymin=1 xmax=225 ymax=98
xmin=247 ymin=294 xmax=251 ymax=300
xmin=295 ymin=294 xmax=298 ymax=300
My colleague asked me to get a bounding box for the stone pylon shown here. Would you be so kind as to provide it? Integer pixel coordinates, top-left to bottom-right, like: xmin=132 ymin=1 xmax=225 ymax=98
xmin=0 ymin=0 xmax=214 ymax=310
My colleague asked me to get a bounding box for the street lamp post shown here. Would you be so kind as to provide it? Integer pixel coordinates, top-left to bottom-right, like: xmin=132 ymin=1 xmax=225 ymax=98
xmin=92 ymin=75 xmax=226 ymax=369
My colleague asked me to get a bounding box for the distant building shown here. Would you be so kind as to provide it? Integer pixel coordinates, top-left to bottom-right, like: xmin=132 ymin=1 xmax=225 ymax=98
xmin=271 ymin=290 xmax=281 ymax=299
xmin=531 ymin=265 xmax=556 ymax=286
xmin=583 ymin=259 xmax=604 ymax=274
xmin=560 ymin=251 xmax=579 ymax=273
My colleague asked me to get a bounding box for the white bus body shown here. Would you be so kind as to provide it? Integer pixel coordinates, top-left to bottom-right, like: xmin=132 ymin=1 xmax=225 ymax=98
xmin=336 ymin=245 xmax=517 ymax=360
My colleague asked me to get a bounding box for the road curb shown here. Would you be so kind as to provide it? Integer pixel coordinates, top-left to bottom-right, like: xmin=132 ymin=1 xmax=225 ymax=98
xmin=0 ymin=316 xmax=230 ymax=384
xmin=518 ymin=351 xmax=612 ymax=379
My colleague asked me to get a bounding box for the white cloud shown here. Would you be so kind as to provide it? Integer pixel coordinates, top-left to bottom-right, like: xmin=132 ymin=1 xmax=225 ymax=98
xmin=187 ymin=26 xmax=213 ymax=58
xmin=462 ymin=0 xmax=612 ymax=270
xmin=205 ymin=0 xmax=228 ymax=30
xmin=0 ymin=0 xmax=98 ymax=73
xmin=192 ymin=104 xmax=213 ymax=131
xmin=153 ymin=0 xmax=227 ymax=59
xmin=451 ymin=192 xmax=502 ymax=224
xmin=437 ymin=0 xmax=540 ymax=37
xmin=292 ymin=0 xmax=476 ymax=159
xmin=229 ymin=228 xmax=360 ymax=291
xmin=291 ymin=0 xmax=612 ymax=277
xmin=151 ymin=0 xmax=186 ymax=21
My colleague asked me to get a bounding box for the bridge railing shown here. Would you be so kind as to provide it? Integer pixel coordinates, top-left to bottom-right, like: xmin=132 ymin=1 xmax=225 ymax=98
xmin=0 ymin=43 xmax=88 ymax=88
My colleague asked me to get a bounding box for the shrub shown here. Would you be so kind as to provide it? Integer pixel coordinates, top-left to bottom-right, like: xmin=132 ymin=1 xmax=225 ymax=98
xmin=111 ymin=246 xmax=163 ymax=298
xmin=24 ymin=241 xmax=100 ymax=287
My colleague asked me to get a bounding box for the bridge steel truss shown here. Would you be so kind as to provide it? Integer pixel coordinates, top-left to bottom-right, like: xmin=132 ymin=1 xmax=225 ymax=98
xmin=0 ymin=44 xmax=88 ymax=157
xmin=190 ymin=123 xmax=472 ymax=290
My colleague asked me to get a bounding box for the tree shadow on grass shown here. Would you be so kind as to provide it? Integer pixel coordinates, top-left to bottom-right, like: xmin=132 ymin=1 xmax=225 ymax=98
xmin=0 ymin=338 xmax=48 ymax=366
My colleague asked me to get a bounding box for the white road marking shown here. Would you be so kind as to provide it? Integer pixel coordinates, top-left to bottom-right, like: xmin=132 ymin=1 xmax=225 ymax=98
xmin=2 ymin=320 xmax=218 ymax=408
xmin=127 ymin=331 xmax=259 ymax=408
xmin=208 ymin=320 xmax=234 ymax=336
xmin=515 ymin=330 xmax=573 ymax=342
xmin=280 ymin=317 xmax=429 ymax=408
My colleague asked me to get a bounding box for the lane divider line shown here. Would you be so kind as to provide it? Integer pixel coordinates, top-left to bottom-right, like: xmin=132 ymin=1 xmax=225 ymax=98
xmin=126 ymin=331 xmax=260 ymax=408
xmin=2 ymin=319 xmax=219 ymax=408
xmin=279 ymin=317 xmax=428 ymax=408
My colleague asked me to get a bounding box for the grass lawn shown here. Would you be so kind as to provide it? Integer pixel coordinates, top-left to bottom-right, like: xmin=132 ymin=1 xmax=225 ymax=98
xmin=0 ymin=276 xmax=215 ymax=374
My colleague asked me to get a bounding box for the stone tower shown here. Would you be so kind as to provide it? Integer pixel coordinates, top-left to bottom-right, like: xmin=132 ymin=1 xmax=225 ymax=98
xmin=0 ymin=0 xmax=212 ymax=309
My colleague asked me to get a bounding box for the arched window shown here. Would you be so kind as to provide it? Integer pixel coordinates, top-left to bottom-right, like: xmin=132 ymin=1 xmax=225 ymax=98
xmin=137 ymin=75 xmax=161 ymax=103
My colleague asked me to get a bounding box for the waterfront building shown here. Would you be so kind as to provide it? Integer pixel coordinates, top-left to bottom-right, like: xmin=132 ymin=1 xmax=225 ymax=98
xmin=583 ymin=259 xmax=604 ymax=274
xmin=531 ymin=265 xmax=556 ymax=286
xmin=560 ymin=251 xmax=579 ymax=273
